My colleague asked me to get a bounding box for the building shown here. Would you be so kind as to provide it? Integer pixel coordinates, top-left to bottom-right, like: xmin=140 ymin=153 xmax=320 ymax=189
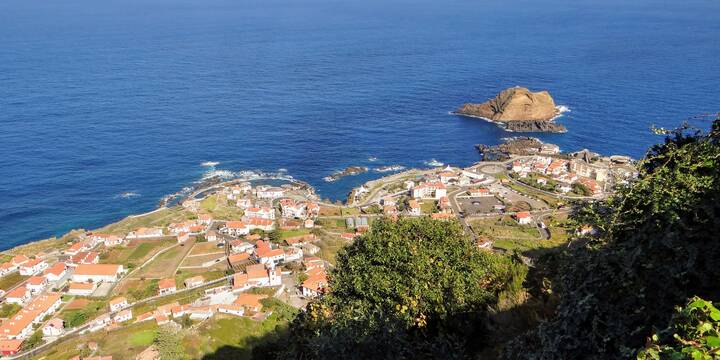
xmin=221 ymin=221 xmax=249 ymax=236
xmin=301 ymin=268 xmax=328 ymax=298
xmin=176 ymin=232 xmax=191 ymax=243
xmin=68 ymin=282 xmax=97 ymax=296
xmin=68 ymin=251 xmax=100 ymax=266
xmin=243 ymin=217 xmax=275 ymax=232
xmin=126 ymin=227 xmax=164 ymax=239
xmin=42 ymin=318 xmax=64 ymax=337
xmin=255 ymin=186 xmax=284 ymax=199
xmin=233 ymin=294 xmax=267 ymax=314
xmin=230 ymin=240 xmax=254 ymax=254
xmin=232 ymin=264 xmax=281 ymax=290
xmin=245 ymin=207 xmax=275 ymax=220
xmin=0 ymin=340 xmax=23 ymax=356
xmin=197 ymin=213 xmax=213 ymax=225
xmin=256 ymin=247 xmax=286 ymax=266
xmin=206 ymin=230 xmax=218 ymax=242
xmin=19 ymin=259 xmax=48 ymax=276
xmin=113 ymin=309 xmax=132 ymax=323
xmin=26 ymin=276 xmax=48 ymax=294
xmin=407 ymin=200 xmax=422 ymax=216
xmin=91 ymin=233 xmax=124 ymax=247
xmin=167 ymin=221 xmax=204 ymax=235
xmin=184 ymin=276 xmax=204 ymax=288
xmin=217 ymin=304 xmax=245 ymax=317
xmin=438 ymin=171 xmax=459 ymax=184
xmin=514 ymin=211 xmax=533 ymax=225
xmin=158 ymin=278 xmax=177 ymax=295
xmin=412 ymin=182 xmax=447 ymax=199
xmin=0 ymin=293 xmax=62 ymax=340
xmin=469 ymin=188 xmax=492 ymax=197
xmin=72 ymin=264 xmax=124 ymax=283
xmin=5 ymin=286 xmax=30 ymax=305
xmin=0 ymin=262 xmax=16 ymax=277
xmin=109 ymin=297 xmax=129 ymax=312
xmin=43 ymin=262 xmax=67 ymax=282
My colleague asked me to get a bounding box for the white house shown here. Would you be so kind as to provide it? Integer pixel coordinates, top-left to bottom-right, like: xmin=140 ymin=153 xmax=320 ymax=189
xmin=67 ymin=282 xmax=96 ymax=296
xmin=42 ymin=318 xmax=64 ymax=337
xmin=217 ymin=304 xmax=245 ymax=317
xmin=256 ymin=186 xmax=284 ymax=200
xmin=109 ymin=297 xmax=129 ymax=312
xmin=5 ymin=286 xmax=30 ymax=305
xmin=158 ymin=278 xmax=177 ymax=295
xmin=26 ymin=276 xmax=48 ymax=294
xmin=222 ymin=221 xmax=249 ymax=236
xmin=113 ymin=309 xmax=132 ymax=323
xmin=71 ymin=264 xmax=124 ymax=283
xmin=245 ymin=207 xmax=275 ymax=220
xmin=19 ymin=259 xmax=48 ymax=276
xmin=514 ymin=212 xmax=533 ymax=225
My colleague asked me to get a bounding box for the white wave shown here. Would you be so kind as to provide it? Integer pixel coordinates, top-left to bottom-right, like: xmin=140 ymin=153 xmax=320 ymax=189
xmin=116 ymin=191 xmax=140 ymax=199
xmin=424 ymin=159 xmax=444 ymax=167
xmin=278 ymin=168 xmax=288 ymax=173
xmin=368 ymin=156 xmax=378 ymax=162
xmin=374 ymin=165 xmax=406 ymax=173
xmin=201 ymin=161 xmax=220 ymax=167
xmin=557 ymin=105 xmax=571 ymax=113
xmin=202 ymin=169 xmax=234 ymax=180
xmin=323 ymin=176 xmax=336 ymax=182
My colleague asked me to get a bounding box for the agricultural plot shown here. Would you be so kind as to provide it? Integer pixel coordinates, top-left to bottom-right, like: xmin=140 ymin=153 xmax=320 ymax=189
xmin=130 ymin=241 xmax=194 ymax=279
xmin=101 ymin=239 xmax=175 ymax=267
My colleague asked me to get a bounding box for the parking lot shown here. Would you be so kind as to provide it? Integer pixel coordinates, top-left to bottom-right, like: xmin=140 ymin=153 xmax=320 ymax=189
xmin=456 ymin=196 xmax=503 ymax=216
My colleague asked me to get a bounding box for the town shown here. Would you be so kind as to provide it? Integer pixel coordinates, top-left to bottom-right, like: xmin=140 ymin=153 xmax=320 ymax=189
xmin=0 ymin=145 xmax=636 ymax=359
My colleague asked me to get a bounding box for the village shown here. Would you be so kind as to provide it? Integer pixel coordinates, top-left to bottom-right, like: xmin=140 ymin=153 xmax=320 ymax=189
xmin=0 ymin=146 xmax=636 ymax=359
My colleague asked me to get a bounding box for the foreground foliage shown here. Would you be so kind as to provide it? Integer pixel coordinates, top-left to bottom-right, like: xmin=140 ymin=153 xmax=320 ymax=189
xmin=505 ymin=117 xmax=720 ymax=359
xmin=259 ymin=217 xmax=526 ymax=359
xmin=637 ymin=297 xmax=720 ymax=360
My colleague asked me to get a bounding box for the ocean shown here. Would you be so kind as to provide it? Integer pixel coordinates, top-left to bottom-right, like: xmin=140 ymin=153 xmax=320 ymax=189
xmin=1 ymin=0 xmax=718 ymax=249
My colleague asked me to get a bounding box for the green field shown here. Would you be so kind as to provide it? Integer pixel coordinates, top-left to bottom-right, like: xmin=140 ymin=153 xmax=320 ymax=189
xmin=98 ymin=206 xmax=193 ymax=235
xmin=0 ymin=272 xmax=28 ymax=291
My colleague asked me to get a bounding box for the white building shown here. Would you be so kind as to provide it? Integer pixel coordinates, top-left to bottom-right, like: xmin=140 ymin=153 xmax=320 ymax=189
xmin=71 ymin=264 xmax=124 ymax=283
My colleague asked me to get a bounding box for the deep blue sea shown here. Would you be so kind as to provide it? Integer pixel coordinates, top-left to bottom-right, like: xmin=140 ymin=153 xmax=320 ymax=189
xmin=1 ymin=0 xmax=718 ymax=249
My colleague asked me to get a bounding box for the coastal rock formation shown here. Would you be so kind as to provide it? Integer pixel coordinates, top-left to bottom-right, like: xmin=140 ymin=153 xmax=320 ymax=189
xmin=324 ymin=166 xmax=368 ymax=182
xmin=456 ymin=87 xmax=566 ymax=133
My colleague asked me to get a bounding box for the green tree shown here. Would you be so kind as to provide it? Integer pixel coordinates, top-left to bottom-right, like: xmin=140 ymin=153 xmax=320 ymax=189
xmin=22 ymin=330 xmax=43 ymax=350
xmin=505 ymin=117 xmax=720 ymax=359
xmin=268 ymin=217 xmax=525 ymax=359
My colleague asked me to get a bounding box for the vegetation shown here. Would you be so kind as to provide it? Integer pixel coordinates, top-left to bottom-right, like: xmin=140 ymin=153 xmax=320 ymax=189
xmin=155 ymin=324 xmax=185 ymax=360
xmin=505 ymin=117 xmax=720 ymax=358
xmin=260 ymin=217 xmax=526 ymax=359
xmin=637 ymin=297 xmax=720 ymax=360
xmin=0 ymin=302 xmax=21 ymax=318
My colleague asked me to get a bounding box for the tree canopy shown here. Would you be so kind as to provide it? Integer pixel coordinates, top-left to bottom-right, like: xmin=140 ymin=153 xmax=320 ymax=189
xmin=504 ymin=117 xmax=720 ymax=359
xmin=264 ymin=217 xmax=526 ymax=360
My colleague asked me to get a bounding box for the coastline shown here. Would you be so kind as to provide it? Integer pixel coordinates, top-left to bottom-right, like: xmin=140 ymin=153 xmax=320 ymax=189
xmin=450 ymin=105 xmax=570 ymax=133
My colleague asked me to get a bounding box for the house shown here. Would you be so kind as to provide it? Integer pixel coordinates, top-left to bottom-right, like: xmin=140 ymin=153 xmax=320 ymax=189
xmin=255 ymin=186 xmax=284 ymax=199
xmin=158 ymin=278 xmax=177 ymax=295
xmin=230 ymin=240 xmax=254 ymax=253
xmin=383 ymin=205 xmax=399 ymax=218
xmin=279 ymin=200 xmax=306 ymax=219
xmin=469 ymin=188 xmax=492 ymax=197
xmin=301 ymin=243 xmax=320 ymax=255
xmin=5 ymin=286 xmax=30 ymax=305
xmin=340 ymin=233 xmax=357 ymax=240
xmin=176 ymin=232 xmax=191 ymax=243
xmin=184 ymin=276 xmax=204 ymax=288
xmin=155 ymin=302 xmax=179 ymax=317
xmin=381 ymin=196 xmax=396 ymax=206
xmin=168 ymin=221 xmax=203 ymax=235
xmin=217 ymin=304 xmax=245 ymax=317
xmin=92 ymin=233 xmax=124 ymax=247
xmin=72 ymin=264 xmax=123 ymax=283
xmin=65 ymin=241 xmax=90 ymax=256
xmin=411 ymin=182 xmax=447 ymax=199
xmin=171 ymin=304 xmax=191 ymax=318
xmin=0 ymin=340 xmax=23 ymax=356
xmin=19 ymin=258 xmax=48 ymax=275
xmin=407 ymin=200 xmax=422 ymax=216
xmin=578 ymin=177 xmax=603 ymax=195
xmin=284 ymin=234 xmax=315 ymax=247
xmin=438 ymin=171 xmax=458 ymax=184
xmin=109 ymin=296 xmax=129 ymax=312
xmin=126 ymin=227 xmax=164 ymax=239
xmin=43 ymin=262 xmax=67 ymax=282
xmin=304 ymin=219 xmax=315 ymax=228
xmin=135 ymin=311 xmax=155 ymax=323
xmin=10 ymin=255 xmax=29 ymax=267
xmin=113 ymin=309 xmax=132 ymax=323
xmin=244 ymin=217 xmax=275 ymax=232
xmin=245 ymin=207 xmax=275 ymax=220
xmin=301 ymin=270 xmax=328 ymax=298
xmin=42 ymin=318 xmax=65 ymax=337
xmin=303 ymin=257 xmax=325 ymax=271
xmin=206 ymin=230 xmax=218 ymax=242
xmin=68 ymin=251 xmax=100 ymax=266
xmin=235 ymin=198 xmax=253 ymax=209
xmin=0 ymin=262 xmax=16 ymax=277
xmin=68 ymin=282 xmax=97 ymax=296
xmin=197 ymin=213 xmax=213 ymax=225
xmin=221 ymin=221 xmax=249 ymax=236
xmin=256 ymin=247 xmax=285 ymax=266
xmin=26 ymin=276 xmax=48 ymax=294
xmin=187 ymin=306 xmax=214 ymax=320
xmin=234 ymin=294 xmax=267 ymax=314
xmin=90 ymin=314 xmax=112 ymax=331
xmin=232 ymin=264 xmax=281 ymax=290
xmin=284 ymin=247 xmax=303 ymax=262
xmin=514 ymin=211 xmax=533 ymax=225
xmin=0 ymin=293 xmax=62 ymax=340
